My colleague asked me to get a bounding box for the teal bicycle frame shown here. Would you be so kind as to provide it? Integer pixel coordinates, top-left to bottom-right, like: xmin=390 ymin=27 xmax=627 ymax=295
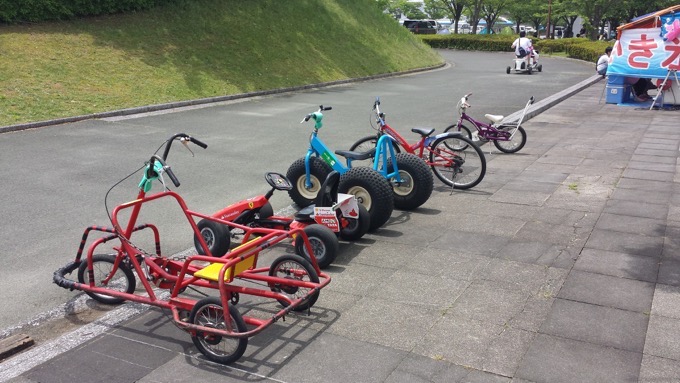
xmin=302 ymin=109 xmax=402 ymax=189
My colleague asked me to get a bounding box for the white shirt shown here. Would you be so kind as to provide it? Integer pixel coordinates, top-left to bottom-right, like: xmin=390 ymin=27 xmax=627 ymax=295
xmin=596 ymin=54 xmax=609 ymax=74
xmin=512 ymin=37 xmax=532 ymax=56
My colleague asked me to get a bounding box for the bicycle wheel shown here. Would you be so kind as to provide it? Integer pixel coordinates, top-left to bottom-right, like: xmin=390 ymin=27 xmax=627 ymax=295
xmin=286 ymin=157 xmax=332 ymax=207
xmin=294 ymin=224 xmax=339 ymax=269
xmin=77 ymin=253 xmax=136 ymax=304
xmin=189 ymin=297 xmax=248 ymax=365
xmin=429 ymin=135 xmax=486 ymax=189
xmin=268 ymin=254 xmax=320 ymax=311
xmin=349 ymin=135 xmax=400 ymax=167
xmin=493 ymin=126 xmax=527 ymax=153
xmin=386 ymin=153 xmax=433 ymax=210
xmin=338 ymin=167 xmax=394 ymax=231
xmin=444 ymin=124 xmax=473 ymax=150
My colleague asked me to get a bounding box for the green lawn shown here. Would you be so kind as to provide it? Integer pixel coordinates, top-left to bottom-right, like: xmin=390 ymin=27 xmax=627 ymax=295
xmin=0 ymin=0 xmax=442 ymax=126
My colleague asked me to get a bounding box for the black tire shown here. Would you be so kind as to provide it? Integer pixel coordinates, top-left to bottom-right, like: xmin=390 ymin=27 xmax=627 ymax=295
xmin=538 ymin=64 xmax=543 ymax=72
xmin=268 ymin=254 xmax=320 ymax=311
xmin=429 ymin=134 xmax=486 ymax=189
xmin=506 ymin=66 xmax=511 ymax=74
xmin=339 ymin=203 xmax=370 ymax=241
xmin=348 ymin=135 xmax=400 ymax=167
xmin=527 ymin=66 xmax=532 ymax=75
xmin=77 ymin=253 xmax=136 ymax=304
xmin=286 ymin=157 xmax=332 ymax=207
xmin=294 ymin=224 xmax=339 ymax=269
xmin=493 ymin=126 xmax=527 ymax=153
xmin=386 ymin=153 xmax=433 ymax=210
xmin=444 ymin=124 xmax=474 ymax=149
xmin=338 ymin=167 xmax=394 ymax=232
xmin=194 ymin=219 xmax=230 ymax=257
xmin=189 ymin=297 xmax=248 ymax=365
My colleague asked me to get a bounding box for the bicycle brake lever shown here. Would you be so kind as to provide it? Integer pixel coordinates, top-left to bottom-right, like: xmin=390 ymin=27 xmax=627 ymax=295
xmin=180 ymin=138 xmax=195 ymax=157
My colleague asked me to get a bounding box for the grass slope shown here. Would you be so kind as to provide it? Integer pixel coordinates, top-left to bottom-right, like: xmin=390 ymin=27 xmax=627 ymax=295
xmin=0 ymin=0 xmax=442 ymax=126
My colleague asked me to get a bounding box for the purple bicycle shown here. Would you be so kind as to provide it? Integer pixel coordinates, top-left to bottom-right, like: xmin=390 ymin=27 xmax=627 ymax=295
xmin=444 ymin=93 xmax=534 ymax=153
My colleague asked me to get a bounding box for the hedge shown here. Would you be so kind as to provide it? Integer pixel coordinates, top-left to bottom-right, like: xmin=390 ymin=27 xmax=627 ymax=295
xmin=420 ymin=34 xmax=613 ymax=64
xmin=0 ymin=0 xmax=180 ymax=23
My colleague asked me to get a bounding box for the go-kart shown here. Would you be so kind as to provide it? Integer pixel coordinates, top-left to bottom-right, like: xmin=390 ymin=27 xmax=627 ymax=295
xmin=194 ymin=171 xmax=370 ymax=269
xmin=507 ymin=49 xmax=542 ymax=74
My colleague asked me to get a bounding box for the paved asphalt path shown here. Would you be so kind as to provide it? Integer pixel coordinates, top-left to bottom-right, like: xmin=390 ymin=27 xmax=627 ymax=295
xmin=0 ymin=50 xmax=593 ymax=332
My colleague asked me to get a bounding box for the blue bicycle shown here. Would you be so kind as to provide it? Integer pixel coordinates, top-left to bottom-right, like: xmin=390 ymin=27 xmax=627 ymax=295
xmin=286 ymin=106 xmax=433 ymax=231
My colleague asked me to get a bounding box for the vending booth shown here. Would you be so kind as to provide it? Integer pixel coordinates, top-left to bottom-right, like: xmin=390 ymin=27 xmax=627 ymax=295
xmin=605 ymin=5 xmax=680 ymax=107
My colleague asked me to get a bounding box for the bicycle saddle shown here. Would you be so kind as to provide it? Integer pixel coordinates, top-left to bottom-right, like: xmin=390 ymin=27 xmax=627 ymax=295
xmin=485 ymin=114 xmax=504 ymax=124
xmin=335 ymin=148 xmax=376 ymax=161
xmin=411 ymin=127 xmax=435 ymax=137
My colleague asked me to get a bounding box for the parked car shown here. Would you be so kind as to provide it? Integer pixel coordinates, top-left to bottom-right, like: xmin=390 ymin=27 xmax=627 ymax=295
xmin=403 ymin=20 xmax=438 ymax=34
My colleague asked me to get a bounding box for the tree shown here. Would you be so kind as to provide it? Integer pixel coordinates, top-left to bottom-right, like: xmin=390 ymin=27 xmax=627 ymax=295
xmin=505 ymin=1 xmax=535 ymax=33
xmin=466 ymin=0 xmax=484 ymax=34
xmin=425 ymin=0 xmax=468 ymax=33
xmin=376 ymin=0 xmax=427 ymax=19
xmin=481 ymin=0 xmax=508 ymax=33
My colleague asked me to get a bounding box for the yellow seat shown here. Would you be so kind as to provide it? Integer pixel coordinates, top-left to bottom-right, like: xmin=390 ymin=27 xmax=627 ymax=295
xmin=194 ymin=238 xmax=258 ymax=282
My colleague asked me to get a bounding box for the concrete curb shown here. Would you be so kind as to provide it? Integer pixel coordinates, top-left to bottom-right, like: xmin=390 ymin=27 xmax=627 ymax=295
xmin=0 ymin=63 xmax=447 ymax=134
xmin=504 ymin=74 xmax=603 ymax=123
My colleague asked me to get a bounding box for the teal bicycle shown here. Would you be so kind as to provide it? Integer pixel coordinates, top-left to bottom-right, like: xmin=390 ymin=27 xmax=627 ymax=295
xmin=286 ymin=106 xmax=433 ymax=231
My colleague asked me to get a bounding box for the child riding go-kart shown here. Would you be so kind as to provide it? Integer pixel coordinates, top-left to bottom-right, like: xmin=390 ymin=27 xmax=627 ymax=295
xmin=508 ymin=31 xmax=542 ymax=75
xmin=507 ymin=48 xmax=542 ymax=74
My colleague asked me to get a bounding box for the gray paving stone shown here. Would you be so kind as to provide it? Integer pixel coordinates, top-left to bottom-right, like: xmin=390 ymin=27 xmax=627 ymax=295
xmin=462 ymin=370 xmax=512 ymax=382
xmin=385 ymin=353 xmax=450 ymax=383
xmin=481 ymin=328 xmax=535 ymax=377
xmin=658 ymin=258 xmax=680 ymax=287
xmin=540 ymin=299 xmax=649 ymax=352
xmin=274 ymin=332 xmax=407 ymax=383
xmin=630 ymin=154 xmax=677 ymax=164
xmin=622 ymin=168 xmax=676 ymax=182
xmin=478 ymin=258 xmax=567 ymax=297
xmin=603 ymin=199 xmax=668 ymax=220
xmin=494 ymin=240 xmax=561 ymax=266
xmin=651 ymin=284 xmax=680 ymax=319
xmin=138 ymin=355 xmax=255 ymax=382
xmin=367 ymin=268 xmax=469 ymax=308
xmin=489 ymin=189 xmax=552 ymax=206
xmin=616 ymin=177 xmax=674 ymax=192
xmin=557 ymin=270 xmax=654 ymax=312
xmin=638 ymin=354 xmax=680 ymax=383
xmin=328 ymin=296 xmax=439 ymax=352
xmin=633 ymin=148 xmax=678 ymax=157
xmin=403 ymin=249 xmax=491 ymax=280
xmin=428 ymin=230 xmax=511 ymax=257
xmin=585 ymin=228 xmax=664 ymax=258
xmin=515 ymin=334 xmax=642 ymax=383
xmin=509 ymin=295 xmax=555 ymax=332
xmin=513 ymin=220 xmax=588 ymax=247
xmin=440 ymin=211 xmax=526 ymax=238
xmin=662 ymin=223 xmax=680 ymax=260
xmin=627 ymin=161 xmax=677 ymax=173
xmin=323 ymin=262 xmax=396 ymax=296
xmin=611 ymin=186 xmax=672 ymax=204
xmin=448 ymin=280 xmax=529 ymax=326
xmin=644 ymin=315 xmax=680 ymax=360
xmin=412 ymin=314 xmax=503 ymax=370
xmin=594 ymin=212 xmax=666 ymax=237
xmin=573 ymin=248 xmax=660 ymax=283
xmin=23 ymin=333 xmax=175 ymax=383
xmin=637 ymin=142 xmax=679 ymax=151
